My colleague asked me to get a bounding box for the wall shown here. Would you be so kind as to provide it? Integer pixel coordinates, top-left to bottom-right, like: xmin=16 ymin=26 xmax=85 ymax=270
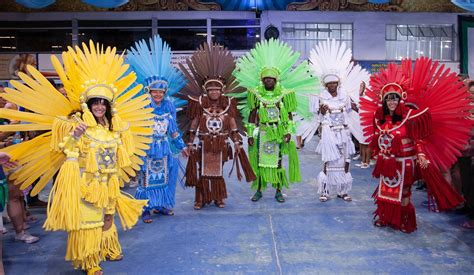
xmin=262 ymin=10 xmax=461 ymax=61
xmin=0 ymin=10 xmax=467 ymax=71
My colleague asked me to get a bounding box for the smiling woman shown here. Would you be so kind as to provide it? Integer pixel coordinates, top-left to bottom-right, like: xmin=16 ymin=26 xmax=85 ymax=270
xmin=87 ymin=98 xmax=112 ymax=129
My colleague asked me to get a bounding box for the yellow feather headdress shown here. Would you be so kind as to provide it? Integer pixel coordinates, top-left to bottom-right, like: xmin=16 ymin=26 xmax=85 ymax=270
xmin=0 ymin=40 xmax=154 ymax=196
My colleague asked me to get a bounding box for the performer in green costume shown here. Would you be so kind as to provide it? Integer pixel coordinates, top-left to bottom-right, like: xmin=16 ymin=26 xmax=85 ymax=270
xmin=232 ymin=39 xmax=317 ymax=202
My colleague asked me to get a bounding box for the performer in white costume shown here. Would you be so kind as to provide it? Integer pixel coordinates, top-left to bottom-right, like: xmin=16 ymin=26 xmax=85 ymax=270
xmin=307 ymin=39 xmax=370 ymax=202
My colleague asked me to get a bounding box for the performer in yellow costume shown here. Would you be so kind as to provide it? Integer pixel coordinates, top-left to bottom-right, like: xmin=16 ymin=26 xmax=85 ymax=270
xmin=0 ymin=41 xmax=153 ymax=274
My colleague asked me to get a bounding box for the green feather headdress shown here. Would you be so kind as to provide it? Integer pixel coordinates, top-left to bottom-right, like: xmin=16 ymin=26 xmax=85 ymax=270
xmin=231 ymin=38 xmax=320 ymax=121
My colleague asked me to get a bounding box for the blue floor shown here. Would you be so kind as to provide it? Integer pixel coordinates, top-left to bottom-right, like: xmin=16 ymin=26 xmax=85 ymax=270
xmin=3 ymin=139 xmax=474 ymax=274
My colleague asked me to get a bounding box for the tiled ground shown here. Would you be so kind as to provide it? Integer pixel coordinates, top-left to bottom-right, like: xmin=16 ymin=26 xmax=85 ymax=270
xmin=3 ymin=139 xmax=473 ymax=274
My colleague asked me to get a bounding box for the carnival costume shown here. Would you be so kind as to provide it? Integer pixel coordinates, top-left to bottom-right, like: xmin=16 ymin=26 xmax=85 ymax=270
xmin=308 ymin=39 xmax=370 ymax=201
xmin=0 ymin=41 xmax=153 ymax=273
xmin=127 ymin=35 xmax=186 ymax=221
xmin=232 ymin=38 xmax=317 ymax=201
xmin=179 ymin=43 xmax=255 ymax=209
xmin=360 ymin=57 xmax=470 ymax=233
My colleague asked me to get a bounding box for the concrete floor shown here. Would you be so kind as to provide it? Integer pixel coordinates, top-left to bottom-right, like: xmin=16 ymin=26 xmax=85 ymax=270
xmin=3 ymin=139 xmax=474 ymax=274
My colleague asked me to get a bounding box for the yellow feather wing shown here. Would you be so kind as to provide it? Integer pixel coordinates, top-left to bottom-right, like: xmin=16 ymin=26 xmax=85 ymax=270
xmin=115 ymin=84 xmax=153 ymax=181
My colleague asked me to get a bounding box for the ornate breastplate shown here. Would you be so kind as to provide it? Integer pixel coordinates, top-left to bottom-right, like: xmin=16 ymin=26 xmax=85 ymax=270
xmin=203 ymin=106 xmax=226 ymax=135
xmin=329 ymin=111 xmax=345 ymax=127
xmin=153 ymin=114 xmax=170 ymax=137
xmin=324 ymin=99 xmax=346 ymax=127
xmin=205 ymin=115 xmax=224 ymax=134
xmin=378 ymin=132 xmax=394 ymax=154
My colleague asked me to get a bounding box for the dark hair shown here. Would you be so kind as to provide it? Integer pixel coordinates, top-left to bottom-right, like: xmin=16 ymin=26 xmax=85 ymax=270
xmin=86 ymin=98 xmax=112 ymax=130
xmin=380 ymin=94 xmax=402 ymax=125
xmin=468 ymin=81 xmax=474 ymax=89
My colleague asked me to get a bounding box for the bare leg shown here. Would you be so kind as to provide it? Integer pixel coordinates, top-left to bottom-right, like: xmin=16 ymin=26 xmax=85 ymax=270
xmin=7 ymin=183 xmax=23 ymax=234
xmin=364 ymin=145 xmax=371 ymax=165
xmin=102 ymin=214 xmax=123 ymax=261
xmin=102 ymin=214 xmax=113 ymax=231
xmin=194 ymin=187 xmax=202 ymax=209
xmin=0 ymin=233 xmax=4 ymax=275
xmin=296 ymin=136 xmax=303 ymax=149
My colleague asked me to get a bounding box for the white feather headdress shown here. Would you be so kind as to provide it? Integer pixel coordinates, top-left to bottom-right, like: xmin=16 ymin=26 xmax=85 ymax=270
xmin=309 ymin=39 xmax=371 ymax=143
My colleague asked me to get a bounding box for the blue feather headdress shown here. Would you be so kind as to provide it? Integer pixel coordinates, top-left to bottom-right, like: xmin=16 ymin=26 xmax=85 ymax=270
xmin=127 ymin=35 xmax=186 ymax=106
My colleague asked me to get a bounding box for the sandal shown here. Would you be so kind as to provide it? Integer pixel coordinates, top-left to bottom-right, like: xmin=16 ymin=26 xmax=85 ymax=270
xmin=193 ymin=202 xmax=202 ymax=210
xmin=153 ymin=208 xmax=174 ymax=216
xmin=141 ymin=210 xmax=152 ymax=223
xmin=319 ymin=195 xmax=328 ymax=202
xmin=214 ymin=201 xmax=225 ymax=208
xmin=275 ymin=191 xmax=285 ymax=203
xmin=87 ymin=266 xmax=103 ymax=275
xmin=107 ymin=254 xmax=124 ymax=261
xmin=461 ymin=220 xmax=474 ymax=229
xmin=374 ymin=220 xmax=386 ymax=227
xmin=338 ymin=194 xmax=352 ymax=202
xmin=251 ymin=191 xmax=262 ymax=202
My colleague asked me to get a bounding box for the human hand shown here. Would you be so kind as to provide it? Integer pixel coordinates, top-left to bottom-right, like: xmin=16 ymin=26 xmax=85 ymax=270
xmin=234 ymin=142 xmax=242 ymax=153
xmin=417 ymin=154 xmax=430 ymax=169
xmin=284 ymin=133 xmax=291 ymax=143
xmin=320 ymin=104 xmax=329 ymax=115
xmin=351 ymin=102 xmax=359 ymax=112
xmin=248 ymin=137 xmax=254 ymax=146
xmin=4 ymin=136 xmax=14 ymax=147
xmin=73 ymin=123 xmax=87 ymax=138
xmin=0 ymin=152 xmax=17 ymax=169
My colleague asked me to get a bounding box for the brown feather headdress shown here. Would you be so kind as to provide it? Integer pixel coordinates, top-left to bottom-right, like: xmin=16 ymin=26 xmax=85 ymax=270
xmin=178 ymin=43 xmax=244 ymax=134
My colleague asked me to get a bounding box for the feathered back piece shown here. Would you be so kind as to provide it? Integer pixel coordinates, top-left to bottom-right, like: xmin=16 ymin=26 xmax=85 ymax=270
xmin=309 ymin=39 xmax=370 ymax=143
xmin=0 ymin=40 xmax=154 ymax=195
xmin=178 ymin=42 xmax=240 ymax=98
xmin=310 ymin=39 xmax=370 ymax=101
xmin=232 ymin=38 xmax=318 ymax=120
xmin=310 ymin=39 xmax=351 ymax=85
xmin=360 ymin=57 xmax=472 ymax=171
xmin=177 ymin=42 xmax=243 ymax=133
xmin=127 ymin=35 xmax=186 ymax=104
xmin=360 ymin=63 xmax=409 ymax=142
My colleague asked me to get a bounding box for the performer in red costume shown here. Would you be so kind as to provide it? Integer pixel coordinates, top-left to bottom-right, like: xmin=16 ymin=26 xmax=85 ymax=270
xmin=360 ymin=57 xmax=472 ymax=233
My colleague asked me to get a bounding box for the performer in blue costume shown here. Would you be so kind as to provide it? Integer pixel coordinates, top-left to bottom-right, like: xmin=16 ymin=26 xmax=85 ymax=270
xmin=127 ymin=35 xmax=187 ymax=223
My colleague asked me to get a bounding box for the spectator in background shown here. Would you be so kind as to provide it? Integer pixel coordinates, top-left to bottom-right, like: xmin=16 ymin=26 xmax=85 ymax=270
xmin=0 ymin=152 xmax=17 ymax=275
xmin=0 ymin=84 xmax=39 ymax=243
xmin=460 ymin=80 xmax=474 ymax=229
xmin=355 ymin=81 xmax=371 ymax=168
xmin=57 ymin=83 xmax=67 ymax=98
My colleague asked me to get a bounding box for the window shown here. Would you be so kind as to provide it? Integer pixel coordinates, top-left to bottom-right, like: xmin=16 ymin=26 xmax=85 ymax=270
xmin=386 ymin=24 xmax=455 ymax=61
xmin=211 ymin=20 xmax=260 ymax=50
xmin=281 ymin=23 xmax=353 ymax=59
xmin=0 ymin=21 xmax=72 ymax=53
xmin=157 ymin=20 xmax=207 ymax=51
xmin=78 ymin=20 xmax=152 ymax=52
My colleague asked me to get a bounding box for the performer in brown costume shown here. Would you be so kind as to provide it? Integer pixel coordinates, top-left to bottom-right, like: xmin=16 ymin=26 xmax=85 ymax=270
xmin=179 ymin=43 xmax=255 ymax=210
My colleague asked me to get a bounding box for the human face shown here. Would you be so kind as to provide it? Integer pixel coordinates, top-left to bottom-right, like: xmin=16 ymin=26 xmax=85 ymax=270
xmin=91 ymin=99 xmax=107 ymax=119
xmin=150 ymin=89 xmax=165 ymax=104
xmin=207 ymin=87 xmax=222 ymax=101
xmin=262 ymin=77 xmax=276 ymax=90
xmin=326 ymin=82 xmax=339 ymax=94
xmin=385 ymin=96 xmax=400 ymax=113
